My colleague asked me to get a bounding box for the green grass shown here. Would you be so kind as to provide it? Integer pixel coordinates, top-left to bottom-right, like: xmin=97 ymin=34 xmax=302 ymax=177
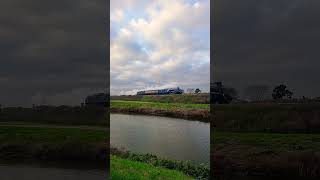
xmin=110 ymin=147 xmax=209 ymax=179
xmin=111 ymin=93 xmax=210 ymax=104
xmin=0 ymin=125 xmax=107 ymax=144
xmin=212 ymin=131 xmax=320 ymax=177
xmin=0 ymin=106 xmax=107 ymax=126
xmin=111 ymin=155 xmax=194 ymax=180
xmin=111 ymin=100 xmax=209 ymax=110
xmin=212 ymin=103 xmax=320 ymax=177
xmin=213 ymin=131 xmax=320 ymax=152
xmin=0 ymin=125 xmax=108 ymax=163
xmin=212 ymin=103 xmax=320 ymax=133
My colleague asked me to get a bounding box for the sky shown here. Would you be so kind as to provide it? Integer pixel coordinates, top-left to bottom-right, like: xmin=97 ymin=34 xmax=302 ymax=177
xmin=110 ymin=0 xmax=210 ymax=95
xmin=0 ymin=0 xmax=108 ymax=106
xmin=1 ymin=0 xmax=320 ymax=106
xmin=212 ymin=0 xmax=320 ymax=98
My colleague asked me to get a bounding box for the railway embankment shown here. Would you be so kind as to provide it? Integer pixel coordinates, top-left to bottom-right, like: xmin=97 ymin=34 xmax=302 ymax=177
xmin=110 ymin=100 xmax=210 ymax=122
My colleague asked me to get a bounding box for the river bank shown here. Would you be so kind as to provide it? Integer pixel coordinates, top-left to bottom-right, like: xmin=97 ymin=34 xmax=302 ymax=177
xmin=111 ymin=93 xmax=210 ymax=104
xmin=111 ymin=100 xmax=210 ymax=122
xmin=111 ymin=155 xmax=193 ymax=180
xmin=110 ymin=112 xmax=210 ymax=179
xmin=110 ymin=147 xmax=209 ymax=179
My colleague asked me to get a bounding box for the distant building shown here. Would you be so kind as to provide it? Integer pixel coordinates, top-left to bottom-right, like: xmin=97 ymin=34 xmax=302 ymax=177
xmin=84 ymin=93 xmax=108 ymax=107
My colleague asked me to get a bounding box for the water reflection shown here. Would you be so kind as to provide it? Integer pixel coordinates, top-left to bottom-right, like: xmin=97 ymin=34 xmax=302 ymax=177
xmin=110 ymin=113 xmax=210 ymax=163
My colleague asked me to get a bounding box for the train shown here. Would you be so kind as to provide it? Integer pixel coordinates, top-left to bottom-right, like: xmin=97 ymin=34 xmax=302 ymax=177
xmin=137 ymin=87 xmax=184 ymax=95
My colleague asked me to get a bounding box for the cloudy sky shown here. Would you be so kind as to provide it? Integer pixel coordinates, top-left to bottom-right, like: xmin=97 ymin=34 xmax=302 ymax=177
xmin=110 ymin=0 xmax=210 ymax=95
xmin=2 ymin=0 xmax=320 ymax=107
xmin=0 ymin=0 xmax=108 ymax=106
xmin=213 ymin=0 xmax=320 ymax=98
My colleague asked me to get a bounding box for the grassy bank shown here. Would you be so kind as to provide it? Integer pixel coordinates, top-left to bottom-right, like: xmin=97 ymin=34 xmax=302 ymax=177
xmin=0 ymin=125 xmax=108 ymax=165
xmin=0 ymin=106 xmax=108 ymax=126
xmin=111 ymin=93 xmax=210 ymax=104
xmin=111 ymin=155 xmax=194 ymax=180
xmin=111 ymin=100 xmax=209 ymax=110
xmin=212 ymin=103 xmax=320 ymax=178
xmin=111 ymin=100 xmax=209 ymax=122
xmin=111 ymin=147 xmax=209 ymax=179
xmin=212 ymin=131 xmax=320 ymax=178
xmin=212 ymin=103 xmax=320 ymax=133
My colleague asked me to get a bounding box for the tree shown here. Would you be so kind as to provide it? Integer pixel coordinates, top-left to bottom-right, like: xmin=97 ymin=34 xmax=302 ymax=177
xmin=272 ymin=84 xmax=293 ymax=100
xmin=195 ymin=88 xmax=201 ymax=94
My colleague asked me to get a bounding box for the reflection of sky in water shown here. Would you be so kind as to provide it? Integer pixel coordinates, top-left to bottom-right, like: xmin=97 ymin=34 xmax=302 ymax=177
xmin=110 ymin=114 xmax=210 ymax=164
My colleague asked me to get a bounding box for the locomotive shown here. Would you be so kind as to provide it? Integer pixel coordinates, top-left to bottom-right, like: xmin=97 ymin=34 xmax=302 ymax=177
xmin=137 ymin=87 xmax=184 ymax=95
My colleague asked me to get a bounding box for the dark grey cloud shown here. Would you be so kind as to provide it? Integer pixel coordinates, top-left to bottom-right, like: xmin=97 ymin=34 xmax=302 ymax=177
xmin=212 ymin=0 xmax=320 ymax=98
xmin=0 ymin=0 xmax=108 ymax=107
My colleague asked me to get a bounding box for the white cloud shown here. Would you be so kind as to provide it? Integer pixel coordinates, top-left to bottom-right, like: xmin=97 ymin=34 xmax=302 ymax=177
xmin=111 ymin=9 xmax=124 ymax=22
xmin=110 ymin=0 xmax=210 ymax=95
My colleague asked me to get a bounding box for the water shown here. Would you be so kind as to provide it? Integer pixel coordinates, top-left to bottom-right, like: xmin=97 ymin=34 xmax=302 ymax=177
xmin=0 ymin=163 xmax=108 ymax=180
xmin=110 ymin=113 xmax=210 ymax=163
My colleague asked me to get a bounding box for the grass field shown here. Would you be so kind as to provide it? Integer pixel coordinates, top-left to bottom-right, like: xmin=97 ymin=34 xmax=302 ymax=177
xmin=0 ymin=125 xmax=107 ymax=143
xmin=0 ymin=106 xmax=108 ymax=126
xmin=111 ymin=100 xmax=209 ymax=122
xmin=111 ymin=155 xmax=194 ymax=180
xmin=0 ymin=125 xmax=108 ymax=164
xmin=212 ymin=103 xmax=320 ymax=133
xmin=212 ymin=103 xmax=320 ymax=178
xmin=111 ymin=100 xmax=209 ymax=110
xmin=213 ymin=131 xmax=320 ymax=152
xmin=213 ymin=129 xmax=320 ymax=177
xmin=111 ymin=93 xmax=209 ymax=104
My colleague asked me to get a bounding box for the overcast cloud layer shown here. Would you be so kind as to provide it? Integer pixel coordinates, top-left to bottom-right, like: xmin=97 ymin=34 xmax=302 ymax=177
xmin=213 ymin=0 xmax=320 ymax=98
xmin=110 ymin=0 xmax=210 ymax=95
xmin=0 ymin=0 xmax=108 ymax=106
